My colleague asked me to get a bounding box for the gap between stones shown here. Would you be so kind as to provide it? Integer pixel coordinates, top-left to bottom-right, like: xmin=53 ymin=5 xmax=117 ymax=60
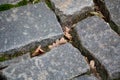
xmin=0 ymin=0 xmax=53 ymax=63
xmin=0 ymin=1 xmax=106 ymax=80
xmin=0 ymin=0 xmax=40 ymax=11
xmin=93 ymin=0 xmax=120 ymax=36
xmin=70 ymin=28 xmax=108 ymax=80
xmin=44 ymin=0 xmax=103 ymax=80
xmin=0 ymin=0 xmax=63 ymax=68
xmin=45 ymin=0 xmax=94 ymax=30
xmin=0 ymin=1 xmax=115 ymax=80
xmin=69 ymin=72 xmax=90 ymax=80
xmin=45 ymin=0 xmax=119 ymax=80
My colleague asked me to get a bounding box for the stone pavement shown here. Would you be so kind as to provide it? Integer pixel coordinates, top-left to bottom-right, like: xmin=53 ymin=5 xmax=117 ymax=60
xmin=0 ymin=0 xmax=120 ymax=80
xmin=0 ymin=2 xmax=63 ymax=55
xmin=104 ymin=0 xmax=120 ymax=34
xmin=72 ymin=16 xmax=120 ymax=80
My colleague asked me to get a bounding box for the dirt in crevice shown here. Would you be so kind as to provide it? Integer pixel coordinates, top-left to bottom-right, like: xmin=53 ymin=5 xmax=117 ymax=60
xmin=93 ymin=0 xmax=110 ymax=22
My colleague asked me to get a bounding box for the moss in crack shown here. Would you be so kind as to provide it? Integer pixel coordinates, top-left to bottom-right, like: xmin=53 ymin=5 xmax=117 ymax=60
xmin=93 ymin=0 xmax=110 ymax=22
xmin=0 ymin=4 xmax=14 ymax=11
xmin=0 ymin=50 xmax=27 ymax=62
xmin=0 ymin=56 xmax=9 ymax=62
xmin=14 ymin=0 xmax=28 ymax=7
xmin=109 ymin=21 xmax=120 ymax=35
xmin=0 ymin=0 xmax=28 ymax=11
xmin=45 ymin=0 xmax=53 ymax=10
xmin=0 ymin=0 xmax=41 ymax=11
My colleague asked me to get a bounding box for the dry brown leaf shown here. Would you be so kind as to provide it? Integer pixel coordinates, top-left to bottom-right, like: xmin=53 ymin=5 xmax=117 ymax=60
xmin=48 ymin=42 xmax=57 ymax=49
xmin=72 ymin=24 xmax=76 ymax=28
xmin=53 ymin=43 xmax=57 ymax=47
xmin=59 ymin=37 xmax=67 ymax=44
xmin=90 ymin=60 xmax=95 ymax=69
xmin=64 ymin=32 xmax=72 ymax=40
xmin=90 ymin=60 xmax=101 ymax=79
xmin=85 ymin=57 xmax=89 ymax=64
xmin=48 ymin=37 xmax=67 ymax=49
xmin=32 ymin=46 xmax=44 ymax=57
xmin=55 ymin=39 xmax=60 ymax=45
xmin=64 ymin=27 xmax=72 ymax=40
xmin=65 ymin=26 xmax=70 ymax=32
xmin=48 ymin=45 xmax=53 ymax=49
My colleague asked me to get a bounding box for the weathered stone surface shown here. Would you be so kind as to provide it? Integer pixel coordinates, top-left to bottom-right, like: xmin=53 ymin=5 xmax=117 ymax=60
xmin=93 ymin=0 xmax=120 ymax=35
xmin=0 ymin=2 xmax=63 ymax=55
xmin=0 ymin=0 xmax=21 ymax=5
xmin=50 ymin=0 xmax=94 ymax=26
xmin=2 ymin=43 xmax=89 ymax=80
xmin=105 ymin=0 xmax=120 ymax=27
xmin=0 ymin=53 xmax=30 ymax=69
xmin=72 ymin=74 xmax=98 ymax=80
xmin=74 ymin=16 xmax=120 ymax=79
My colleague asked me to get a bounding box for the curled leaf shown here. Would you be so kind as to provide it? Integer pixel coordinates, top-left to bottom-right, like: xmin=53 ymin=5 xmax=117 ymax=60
xmin=59 ymin=37 xmax=67 ymax=44
xmin=48 ymin=37 xmax=67 ymax=49
xmin=32 ymin=46 xmax=44 ymax=57
xmin=64 ymin=32 xmax=72 ymax=40
xmin=55 ymin=39 xmax=60 ymax=45
xmin=64 ymin=27 xmax=72 ymax=40
xmin=90 ymin=60 xmax=100 ymax=79
xmin=65 ymin=26 xmax=70 ymax=32
xmin=90 ymin=60 xmax=95 ymax=69
xmin=48 ymin=45 xmax=53 ymax=49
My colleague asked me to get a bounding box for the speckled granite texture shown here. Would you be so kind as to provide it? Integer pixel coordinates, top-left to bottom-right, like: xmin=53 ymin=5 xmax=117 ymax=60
xmin=0 ymin=0 xmax=21 ymax=4
xmin=74 ymin=16 xmax=120 ymax=79
xmin=49 ymin=0 xmax=94 ymax=26
xmin=0 ymin=2 xmax=63 ymax=55
xmin=2 ymin=43 xmax=89 ymax=80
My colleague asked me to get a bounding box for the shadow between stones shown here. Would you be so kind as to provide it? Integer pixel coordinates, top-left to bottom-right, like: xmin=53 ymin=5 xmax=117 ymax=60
xmin=45 ymin=0 xmax=94 ymax=29
xmin=0 ymin=73 xmax=7 ymax=80
xmin=93 ymin=0 xmax=120 ymax=36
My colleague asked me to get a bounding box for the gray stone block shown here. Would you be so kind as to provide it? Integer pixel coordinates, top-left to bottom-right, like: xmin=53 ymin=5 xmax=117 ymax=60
xmin=93 ymin=0 xmax=120 ymax=35
xmin=105 ymin=0 xmax=120 ymax=27
xmin=0 ymin=0 xmax=21 ymax=5
xmin=0 ymin=2 xmax=63 ymax=55
xmin=50 ymin=0 xmax=94 ymax=26
xmin=2 ymin=43 xmax=89 ymax=80
xmin=0 ymin=53 xmax=30 ymax=69
xmin=72 ymin=74 xmax=98 ymax=80
xmin=74 ymin=16 xmax=120 ymax=79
